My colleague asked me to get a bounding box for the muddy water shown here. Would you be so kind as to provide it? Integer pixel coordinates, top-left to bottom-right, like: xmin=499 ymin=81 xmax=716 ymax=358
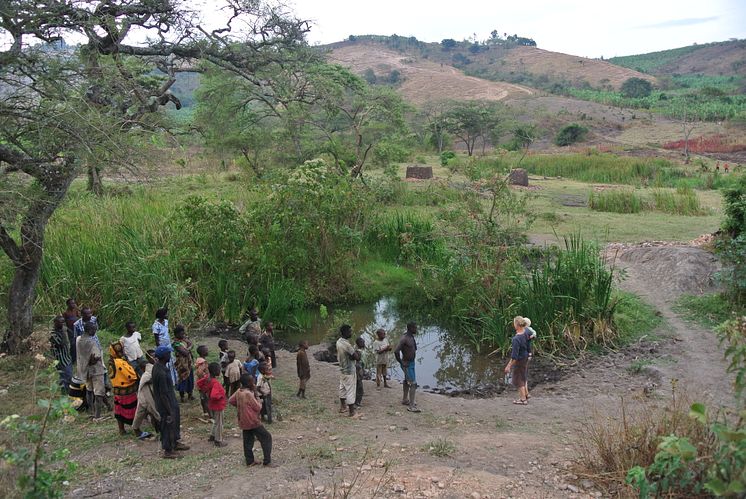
xmin=284 ymin=297 xmax=562 ymax=396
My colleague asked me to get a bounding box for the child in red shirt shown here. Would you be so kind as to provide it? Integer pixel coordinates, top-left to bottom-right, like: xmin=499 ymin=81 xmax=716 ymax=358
xmin=197 ymin=362 xmax=227 ymax=447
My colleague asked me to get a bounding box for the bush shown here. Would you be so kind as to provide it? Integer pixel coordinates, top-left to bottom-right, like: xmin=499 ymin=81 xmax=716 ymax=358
xmin=652 ymin=186 xmax=708 ymax=215
xmin=621 ymin=77 xmax=653 ymax=98
xmin=440 ymin=150 xmax=456 ymax=166
xmin=554 ymin=123 xmax=588 ymax=146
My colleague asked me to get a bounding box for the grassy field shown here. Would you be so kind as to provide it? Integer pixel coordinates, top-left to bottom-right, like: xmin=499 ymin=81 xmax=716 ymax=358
xmin=526 ymin=178 xmax=722 ymax=242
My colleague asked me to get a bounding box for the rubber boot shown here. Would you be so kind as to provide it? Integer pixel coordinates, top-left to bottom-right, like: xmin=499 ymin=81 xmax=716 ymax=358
xmin=407 ymin=385 xmax=421 ymax=413
xmin=402 ymin=383 xmax=410 ymax=405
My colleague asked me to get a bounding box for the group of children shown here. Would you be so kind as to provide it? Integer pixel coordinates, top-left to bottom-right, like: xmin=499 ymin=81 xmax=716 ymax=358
xmin=49 ymin=300 xmax=275 ymax=464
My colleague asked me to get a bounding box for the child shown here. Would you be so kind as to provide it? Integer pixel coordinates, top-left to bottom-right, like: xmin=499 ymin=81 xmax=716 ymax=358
xmin=108 ymin=341 xmax=139 ymax=435
xmin=354 ymin=337 xmax=366 ymax=408
xmin=371 ymin=328 xmax=392 ymax=388
xmin=524 ymin=318 xmax=537 ymax=399
xmin=260 ymin=322 xmax=277 ymax=368
xmin=120 ymin=321 xmax=145 ymax=376
xmin=132 ymin=350 xmax=160 ymax=440
xmin=195 ymin=345 xmax=210 ymax=418
xmin=77 ymin=322 xmax=107 ymax=420
xmin=218 ymin=339 xmax=229 ymax=392
xmin=296 ymin=340 xmax=310 ymax=399
xmin=229 ymin=373 xmax=272 ymax=467
xmin=197 ymin=362 xmax=227 ymax=447
xmin=256 ymin=362 xmax=273 ymax=424
xmin=50 ymin=315 xmax=72 ymax=394
xmin=260 ymin=348 xmax=273 ymax=376
xmin=173 ymin=325 xmax=194 ymax=403
xmin=225 ymin=350 xmax=243 ymax=397
xmin=243 ymin=345 xmax=261 ymax=381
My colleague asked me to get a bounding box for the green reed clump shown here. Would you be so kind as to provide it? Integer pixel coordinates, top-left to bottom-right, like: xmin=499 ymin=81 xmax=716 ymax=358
xmin=521 ymin=153 xmax=688 ymax=187
xmin=652 ymin=186 xmax=708 ymax=215
xmin=589 ymin=189 xmax=645 ymax=213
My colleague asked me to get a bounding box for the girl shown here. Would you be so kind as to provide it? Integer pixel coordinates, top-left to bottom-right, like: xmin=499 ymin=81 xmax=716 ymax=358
xmin=108 ymin=341 xmax=139 ymax=434
xmin=173 ymin=325 xmax=195 ymax=403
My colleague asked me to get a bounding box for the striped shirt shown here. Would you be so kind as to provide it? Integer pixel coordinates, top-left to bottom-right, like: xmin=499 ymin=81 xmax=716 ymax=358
xmin=50 ymin=329 xmax=72 ymax=368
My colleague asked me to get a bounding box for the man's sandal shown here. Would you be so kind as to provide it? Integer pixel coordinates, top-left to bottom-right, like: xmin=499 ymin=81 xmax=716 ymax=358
xmin=512 ymin=399 xmax=528 ymax=405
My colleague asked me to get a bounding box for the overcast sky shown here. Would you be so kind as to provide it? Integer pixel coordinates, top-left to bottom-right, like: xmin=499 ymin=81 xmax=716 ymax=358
xmin=288 ymin=0 xmax=746 ymax=58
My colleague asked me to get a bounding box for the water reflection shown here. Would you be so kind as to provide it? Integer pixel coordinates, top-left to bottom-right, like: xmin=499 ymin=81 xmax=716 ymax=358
xmin=300 ymin=297 xmax=508 ymax=392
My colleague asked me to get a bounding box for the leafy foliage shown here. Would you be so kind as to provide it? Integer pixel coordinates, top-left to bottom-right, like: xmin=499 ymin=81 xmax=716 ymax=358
xmin=554 ymin=123 xmax=588 ymax=146
xmin=1 ymin=360 xmax=78 ymax=498
xmin=620 ymin=77 xmax=653 ymax=98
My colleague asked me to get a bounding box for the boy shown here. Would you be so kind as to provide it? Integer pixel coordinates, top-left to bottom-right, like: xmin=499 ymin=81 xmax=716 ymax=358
xmin=218 ymin=339 xmax=229 ymax=392
xmin=259 ymin=322 xmax=277 ymax=368
xmin=354 ymin=337 xmax=366 ymax=408
xmin=336 ymin=325 xmax=360 ymax=417
xmin=239 ymin=308 xmax=262 ymax=346
xmin=296 ymin=340 xmax=310 ymax=399
xmin=371 ymin=328 xmax=392 ymax=388
xmin=50 ymin=315 xmax=72 ymax=393
xmin=256 ymin=362 xmax=273 ymax=424
xmin=120 ymin=321 xmax=145 ymax=376
xmin=229 ymin=373 xmax=272 ymax=467
xmin=132 ymin=350 xmax=160 ymax=440
xmin=197 ymin=362 xmax=227 ymax=447
xmin=62 ymin=298 xmax=79 ymax=362
xmin=225 ymin=350 xmax=243 ymax=397
xmin=195 ymin=345 xmax=210 ymax=417
xmin=76 ymin=322 xmax=107 ymax=420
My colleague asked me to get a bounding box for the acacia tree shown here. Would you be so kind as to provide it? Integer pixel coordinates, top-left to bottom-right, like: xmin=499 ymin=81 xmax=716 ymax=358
xmin=0 ymin=0 xmax=309 ymax=353
xmin=445 ymin=100 xmax=505 ymax=156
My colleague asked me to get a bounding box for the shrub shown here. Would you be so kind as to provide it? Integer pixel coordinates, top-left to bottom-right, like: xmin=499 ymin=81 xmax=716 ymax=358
xmin=554 ymin=123 xmax=588 ymax=146
xmin=621 ymin=77 xmax=653 ymax=98
xmin=440 ymin=150 xmax=456 ymax=166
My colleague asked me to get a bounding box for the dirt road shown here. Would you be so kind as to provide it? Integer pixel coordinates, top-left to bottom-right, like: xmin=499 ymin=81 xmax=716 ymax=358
xmin=71 ymin=245 xmax=730 ymax=498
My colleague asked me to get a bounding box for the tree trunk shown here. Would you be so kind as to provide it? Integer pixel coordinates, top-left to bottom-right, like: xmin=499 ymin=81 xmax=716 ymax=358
xmin=3 ymin=260 xmax=41 ymax=353
xmin=87 ymin=164 xmax=104 ymax=196
xmin=1 ymin=158 xmax=77 ymax=354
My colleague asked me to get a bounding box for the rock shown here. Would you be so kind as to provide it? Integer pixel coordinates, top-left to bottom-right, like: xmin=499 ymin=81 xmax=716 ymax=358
xmin=508 ymin=168 xmax=529 ymax=186
xmin=389 ymin=425 xmax=397 ymax=431
xmin=406 ymin=166 xmax=433 ymax=179
xmin=471 ymin=493 xmax=481 ymax=499
xmin=329 ymin=436 xmax=338 ymax=441
xmin=0 ymin=389 xmax=8 ymax=396
xmin=393 ymin=484 xmax=406 ymax=493
xmin=566 ymin=484 xmax=579 ymax=493
xmin=361 ymin=464 xmax=372 ymax=471
xmin=314 ymin=486 xmax=325 ymax=494
xmin=438 ymin=482 xmax=446 ymax=489
xmin=581 ymin=479 xmax=595 ymax=489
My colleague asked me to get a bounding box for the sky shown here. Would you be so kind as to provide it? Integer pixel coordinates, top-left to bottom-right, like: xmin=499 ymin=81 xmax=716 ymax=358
xmin=287 ymin=0 xmax=746 ymax=58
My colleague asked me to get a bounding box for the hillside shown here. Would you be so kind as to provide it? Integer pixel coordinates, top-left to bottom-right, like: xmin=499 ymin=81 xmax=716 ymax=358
xmin=328 ymin=37 xmax=655 ymax=93
xmin=610 ymin=39 xmax=746 ymax=77
xmin=327 ymin=42 xmax=535 ymax=105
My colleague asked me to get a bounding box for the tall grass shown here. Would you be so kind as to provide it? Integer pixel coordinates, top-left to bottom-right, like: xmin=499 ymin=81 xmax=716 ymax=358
xmin=588 ymin=186 xmax=708 ymax=215
xmin=651 ymin=186 xmax=708 ymax=215
xmin=366 ymin=211 xmax=449 ymax=265
xmin=521 ymin=153 xmax=686 ymax=186
xmin=589 ymin=189 xmax=644 ymax=213
xmin=458 ymin=236 xmax=618 ymax=354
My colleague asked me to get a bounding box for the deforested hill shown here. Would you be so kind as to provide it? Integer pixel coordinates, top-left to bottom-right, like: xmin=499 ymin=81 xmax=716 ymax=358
xmin=324 ymin=35 xmax=656 ymax=94
xmin=609 ymin=39 xmax=746 ymax=77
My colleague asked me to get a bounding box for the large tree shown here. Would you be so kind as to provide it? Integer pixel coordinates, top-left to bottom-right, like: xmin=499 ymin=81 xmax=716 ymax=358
xmin=445 ymin=100 xmax=506 ymax=156
xmin=0 ymin=0 xmax=309 ymax=353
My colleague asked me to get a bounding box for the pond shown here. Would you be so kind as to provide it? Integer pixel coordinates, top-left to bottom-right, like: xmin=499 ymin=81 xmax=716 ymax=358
xmin=283 ymin=297 xmax=562 ymax=397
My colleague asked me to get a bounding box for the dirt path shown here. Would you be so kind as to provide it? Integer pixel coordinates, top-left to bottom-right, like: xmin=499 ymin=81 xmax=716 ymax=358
xmin=614 ymin=245 xmax=733 ymax=407
xmin=69 ymin=246 xmax=729 ymax=499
